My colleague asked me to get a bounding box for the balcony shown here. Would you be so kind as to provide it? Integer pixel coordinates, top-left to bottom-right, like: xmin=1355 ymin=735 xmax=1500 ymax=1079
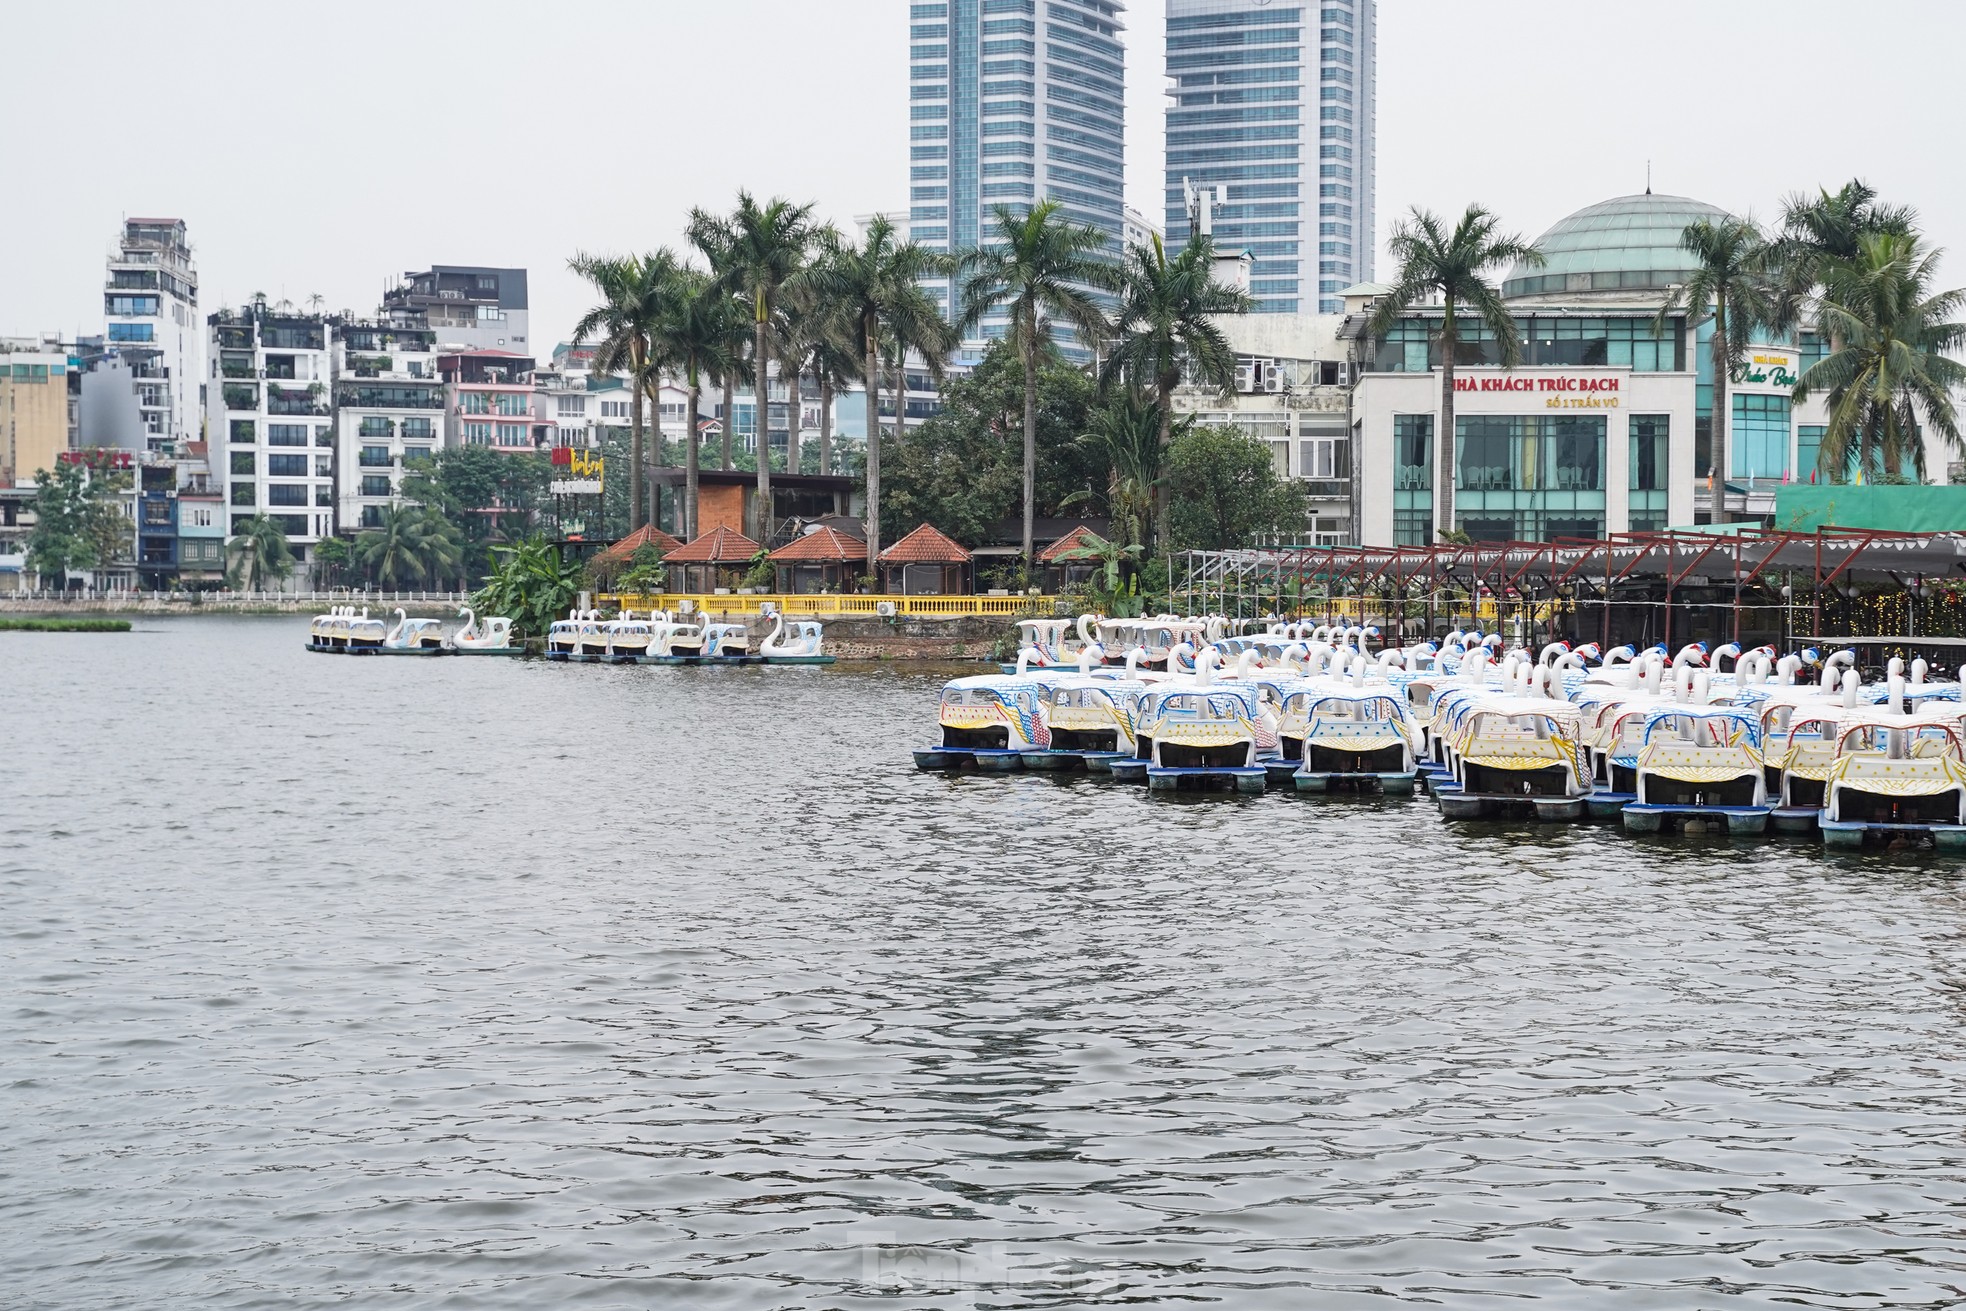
xmin=268 ymin=386 xmax=328 ymax=417
xmin=219 ymin=357 xmax=256 ymax=380
xmin=216 ymin=326 xmax=254 ymax=351
xmin=346 ymin=355 xmax=394 ymax=378
xmin=358 ymin=453 xmax=394 ymax=469
xmin=222 ymin=384 xmax=259 ymax=411
xmin=358 ymin=419 xmax=394 ymax=438
xmin=315 ymin=489 xmax=334 ymax=507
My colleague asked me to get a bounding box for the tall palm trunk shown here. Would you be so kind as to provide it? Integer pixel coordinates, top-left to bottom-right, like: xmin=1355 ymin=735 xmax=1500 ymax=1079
xmin=656 ymin=373 xmax=672 ymax=534
xmin=1436 ymin=303 xmax=1458 ymax=539
xmin=685 ymin=367 xmax=702 ymax=541
xmin=629 ymin=340 xmax=647 ymax=531
xmin=1710 ymin=296 xmax=1729 ymax=524
xmin=786 ymin=363 xmax=802 ymax=476
xmin=754 ymin=319 xmax=773 ymax=542
xmin=720 ymin=371 xmax=734 ymax=470
xmin=1021 ymin=330 xmax=1038 ymax=572
xmin=863 ymin=320 xmax=882 ymax=580
xmin=818 ymin=374 xmax=834 ymax=477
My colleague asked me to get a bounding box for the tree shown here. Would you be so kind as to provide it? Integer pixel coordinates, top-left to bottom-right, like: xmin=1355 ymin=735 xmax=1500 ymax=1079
xmin=1369 ymin=205 xmax=1541 ymax=538
xmin=1056 ymin=532 xmax=1145 ymax=618
xmin=355 ymin=505 xmax=464 ymax=589
xmin=472 ymin=537 xmax=586 ymax=639
xmin=1164 ymin=424 xmax=1308 ymax=552
xmin=569 ymin=249 xmax=680 ymax=532
xmin=804 ymin=214 xmax=956 ymax=572
xmin=1080 ymin=386 xmax=1184 ymax=553
xmin=659 ymin=267 xmax=747 ymax=540
xmin=956 ymin=199 xmax=1119 ymax=568
xmin=1793 ymin=232 xmax=1966 ymax=483
xmin=689 ymin=193 xmax=819 ymax=542
xmin=313 ymin=535 xmax=354 ymax=588
xmin=878 ymin=340 xmax=1099 ymax=550
xmin=1654 ymin=217 xmax=1774 ymax=523
xmin=25 ymin=462 xmax=94 ymax=583
xmin=226 ymin=513 xmax=293 ymax=591
xmin=401 ymin=446 xmax=550 ymax=580
xmin=1099 ymin=232 xmax=1251 ymax=448
xmin=1770 ymin=180 xmax=1918 ymax=342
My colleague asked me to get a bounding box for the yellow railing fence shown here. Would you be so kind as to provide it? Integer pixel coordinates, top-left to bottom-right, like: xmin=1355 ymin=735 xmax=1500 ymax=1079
xmin=600 ymin=593 xmax=1061 ymax=618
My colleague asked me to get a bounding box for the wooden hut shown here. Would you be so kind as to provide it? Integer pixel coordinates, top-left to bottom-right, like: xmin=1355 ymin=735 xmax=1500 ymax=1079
xmin=663 ymin=524 xmax=762 ymax=594
xmin=880 ymin=523 xmax=973 ymax=595
xmin=769 ymin=525 xmax=867 ymax=594
xmin=589 ymin=524 xmax=683 ymax=590
xmin=1038 ymin=524 xmax=1108 ymax=593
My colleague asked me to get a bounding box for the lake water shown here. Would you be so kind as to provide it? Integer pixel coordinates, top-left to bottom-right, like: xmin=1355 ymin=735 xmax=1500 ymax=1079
xmin=5 ymin=617 xmax=1966 ymax=1309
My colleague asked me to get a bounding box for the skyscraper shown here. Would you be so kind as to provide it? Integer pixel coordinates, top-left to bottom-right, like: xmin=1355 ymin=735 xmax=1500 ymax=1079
xmin=1165 ymin=1 xmax=1375 ymax=314
xmin=103 ymin=218 xmax=200 ymax=449
xmin=908 ymin=0 xmax=1127 ymax=337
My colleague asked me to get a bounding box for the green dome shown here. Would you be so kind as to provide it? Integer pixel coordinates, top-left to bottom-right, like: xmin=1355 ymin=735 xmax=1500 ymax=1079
xmin=1504 ymin=192 xmax=1734 ymax=301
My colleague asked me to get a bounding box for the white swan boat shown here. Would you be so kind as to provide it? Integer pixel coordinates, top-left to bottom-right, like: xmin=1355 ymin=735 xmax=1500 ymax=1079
xmin=759 ymin=613 xmax=835 ymax=665
xmin=449 ymin=607 xmax=521 ymax=656
xmin=1819 ymin=706 xmax=1966 ymax=850
xmin=1283 ymin=677 xmax=1423 ymax=795
xmin=377 ymin=607 xmax=447 ymax=654
xmin=914 ymin=674 xmax=1051 ymax=771
xmin=1619 ymin=702 xmax=1769 ymax=835
xmin=1430 ymin=692 xmax=1592 ymax=821
xmin=546 ymin=609 xmax=593 ymax=661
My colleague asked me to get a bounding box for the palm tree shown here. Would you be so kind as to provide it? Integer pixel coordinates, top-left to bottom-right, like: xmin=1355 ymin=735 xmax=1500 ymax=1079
xmin=1099 ymin=232 xmax=1252 ymax=449
xmin=1368 ymin=205 xmax=1542 ymax=538
xmin=1654 ymin=217 xmax=1774 ymax=524
xmin=956 ymin=199 xmax=1118 ymax=569
xmin=689 ymin=193 xmax=819 ymax=542
xmin=568 ymin=250 xmax=679 ymax=531
xmin=226 ymin=514 xmax=292 ymax=592
xmin=1793 ymin=232 xmax=1966 ymax=483
xmin=1081 ymin=386 xmax=1185 ymax=554
xmin=804 ymin=215 xmax=957 ymax=572
xmin=1770 ymin=180 xmax=1918 ymax=343
xmin=659 ymin=268 xmax=745 ymax=540
xmin=355 ymin=505 xmax=463 ymax=589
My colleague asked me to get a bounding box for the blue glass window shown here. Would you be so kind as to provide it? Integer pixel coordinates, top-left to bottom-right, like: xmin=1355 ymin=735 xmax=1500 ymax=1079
xmin=1730 ymin=393 xmax=1790 ymax=479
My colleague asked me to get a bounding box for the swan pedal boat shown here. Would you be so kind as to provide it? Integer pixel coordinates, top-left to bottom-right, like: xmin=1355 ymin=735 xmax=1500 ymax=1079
xmin=449 ymin=608 xmax=521 ymax=656
xmin=759 ymin=615 xmax=835 ymax=665
xmin=1280 ymin=684 xmax=1422 ymax=795
xmin=638 ymin=621 xmax=762 ymax=664
xmin=1817 ymin=709 xmax=1966 ymax=850
xmin=1430 ymin=693 xmax=1592 ymax=822
xmin=1619 ymin=705 xmax=1770 ymax=836
xmin=914 ymin=674 xmax=1050 ymax=771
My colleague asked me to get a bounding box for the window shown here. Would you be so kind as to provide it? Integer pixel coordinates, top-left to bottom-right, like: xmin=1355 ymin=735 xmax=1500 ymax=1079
xmin=359 ymin=445 xmax=391 ymax=467
xmin=599 ymin=400 xmax=629 ymax=419
xmin=230 ymin=483 xmax=255 ymax=506
xmin=360 ymin=476 xmax=391 ymax=497
xmin=1391 ymin=415 xmax=1433 ymax=545
xmin=106 ymin=295 xmax=159 ymax=316
xmin=556 ymin=394 xmax=585 ymax=417
xmin=497 ymin=424 xmax=528 ymax=447
xmin=266 ymin=484 xmax=307 ymax=507
xmin=1453 ymin=415 xmax=1608 ymax=542
xmin=401 ymin=418 xmax=434 ymax=439
xmin=1630 ymin=415 xmax=1670 ymax=491
xmin=230 ymin=451 xmax=255 ymax=476
xmin=461 ymin=392 xmax=491 ymax=414
xmin=108 ymin=322 xmax=154 ymax=343
xmin=267 ymin=454 xmax=308 ymax=477
xmin=461 ymin=422 xmax=494 ymax=446
xmin=268 ymin=424 xmax=307 ymax=447
xmin=1730 ymin=393 xmax=1790 ymax=479
xmin=229 ymin=420 xmax=256 ymax=444
xmin=1797 ymin=425 xmax=1825 ymax=481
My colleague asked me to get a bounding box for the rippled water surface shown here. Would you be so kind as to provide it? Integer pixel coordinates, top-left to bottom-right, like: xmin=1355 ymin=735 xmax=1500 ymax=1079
xmin=6 ymin=617 xmax=1966 ymax=1309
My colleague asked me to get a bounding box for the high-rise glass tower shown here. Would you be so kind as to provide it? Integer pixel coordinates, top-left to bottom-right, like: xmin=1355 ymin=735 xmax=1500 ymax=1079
xmin=908 ymin=0 xmax=1127 ymax=338
xmin=1165 ymin=0 xmax=1375 ymax=314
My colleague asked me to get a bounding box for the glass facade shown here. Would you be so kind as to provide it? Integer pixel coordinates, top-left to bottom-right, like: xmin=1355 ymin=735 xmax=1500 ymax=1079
xmin=1370 ymin=315 xmax=1684 ymax=372
xmin=1730 ymin=393 xmax=1790 ymax=480
xmin=1455 ymin=414 xmax=1606 ymax=542
xmin=1629 ymin=414 xmax=1669 ymax=532
xmin=912 ymin=0 xmax=1124 ymax=335
xmin=1165 ymin=0 xmax=1374 ymax=313
xmin=1393 ymin=413 xmax=1431 ymax=545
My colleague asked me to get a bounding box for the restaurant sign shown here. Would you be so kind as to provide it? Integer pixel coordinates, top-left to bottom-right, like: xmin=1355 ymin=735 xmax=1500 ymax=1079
xmin=549 ymin=448 xmax=604 ymax=495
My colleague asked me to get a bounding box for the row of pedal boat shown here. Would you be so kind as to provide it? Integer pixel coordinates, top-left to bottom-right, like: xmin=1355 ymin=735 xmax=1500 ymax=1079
xmin=306 ymin=605 xmax=832 ymax=664
xmin=916 ymin=615 xmax=1966 ymax=851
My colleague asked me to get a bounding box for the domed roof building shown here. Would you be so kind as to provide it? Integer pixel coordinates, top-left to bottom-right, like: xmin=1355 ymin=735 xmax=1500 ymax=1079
xmin=1503 ymin=192 xmax=1734 ymax=303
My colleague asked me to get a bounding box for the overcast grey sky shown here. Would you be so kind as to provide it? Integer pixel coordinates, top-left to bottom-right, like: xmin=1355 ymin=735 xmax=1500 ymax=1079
xmin=3 ymin=1 xmax=1962 ymax=351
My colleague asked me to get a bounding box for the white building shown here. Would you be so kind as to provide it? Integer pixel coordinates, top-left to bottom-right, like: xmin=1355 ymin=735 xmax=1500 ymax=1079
xmin=205 ymin=303 xmax=335 ymax=557
xmin=1123 ymin=203 xmax=1162 ymax=254
xmin=383 ymin=266 xmax=530 ymax=353
xmin=1172 ymin=311 xmax=1356 ymax=545
xmin=331 ymin=320 xmax=442 ymax=531
xmin=1343 ymin=192 xmax=1880 ymax=548
xmin=103 ymin=218 xmax=200 ymax=449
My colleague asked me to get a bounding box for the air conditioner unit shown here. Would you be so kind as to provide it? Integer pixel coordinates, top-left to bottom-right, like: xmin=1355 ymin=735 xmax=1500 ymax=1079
xmin=678 ymin=598 xmax=696 ymax=614
xmin=876 ymin=601 xmax=897 ymax=617
xmin=1235 ymin=363 xmax=1255 ymax=394
xmin=1263 ymin=364 xmax=1283 ymax=393
xmin=759 ymin=600 xmax=778 ymax=616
